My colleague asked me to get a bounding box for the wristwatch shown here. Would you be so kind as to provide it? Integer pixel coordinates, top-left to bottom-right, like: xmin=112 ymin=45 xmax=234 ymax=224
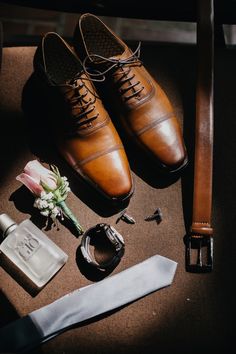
xmin=80 ymin=223 xmax=125 ymax=271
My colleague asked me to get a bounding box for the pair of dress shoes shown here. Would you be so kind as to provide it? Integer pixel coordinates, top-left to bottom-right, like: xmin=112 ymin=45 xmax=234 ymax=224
xmin=33 ymin=13 xmax=188 ymax=202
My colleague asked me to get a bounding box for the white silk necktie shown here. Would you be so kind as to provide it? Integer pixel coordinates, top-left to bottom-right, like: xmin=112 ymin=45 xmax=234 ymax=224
xmin=0 ymin=255 xmax=177 ymax=353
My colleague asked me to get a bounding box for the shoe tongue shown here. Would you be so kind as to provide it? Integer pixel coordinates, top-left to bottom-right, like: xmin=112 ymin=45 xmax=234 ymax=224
xmin=88 ymin=46 xmax=130 ymax=65
xmin=66 ymin=77 xmax=79 ymax=87
xmin=65 ymin=69 xmax=84 ymax=85
xmin=60 ymin=76 xmax=84 ymax=100
xmin=61 ymin=72 xmax=86 ymax=92
xmin=109 ymin=46 xmax=130 ymax=61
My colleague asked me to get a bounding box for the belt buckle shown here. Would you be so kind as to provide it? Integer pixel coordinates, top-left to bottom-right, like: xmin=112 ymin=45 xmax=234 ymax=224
xmin=186 ymin=234 xmax=213 ymax=273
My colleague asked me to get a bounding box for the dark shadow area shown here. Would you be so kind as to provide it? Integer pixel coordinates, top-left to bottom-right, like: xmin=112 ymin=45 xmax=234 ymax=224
xmin=142 ymin=43 xmax=196 ymax=231
xmin=142 ymin=43 xmax=196 ymax=230
xmin=21 ymin=72 xmax=130 ymax=218
xmin=212 ymin=46 xmax=236 ymax=291
xmin=9 ymin=186 xmax=47 ymax=229
xmin=0 ymin=110 xmax=29 ymax=185
xmin=166 ymin=46 xmax=196 ymax=231
xmin=0 ymin=290 xmax=19 ymax=328
xmin=0 ymin=312 xmax=44 ymax=354
xmin=151 ymin=44 xmax=198 ymax=271
xmin=0 ymin=21 xmax=2 ymax=71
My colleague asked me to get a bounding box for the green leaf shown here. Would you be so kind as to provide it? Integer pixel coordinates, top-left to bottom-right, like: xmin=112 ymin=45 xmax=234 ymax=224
xmin=40 ymin=180 xmax=53 ymax=192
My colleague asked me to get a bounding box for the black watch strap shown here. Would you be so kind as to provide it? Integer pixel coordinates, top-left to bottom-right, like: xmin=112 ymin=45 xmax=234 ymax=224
xmin=80 ymin=223 xmax=125 ymax=270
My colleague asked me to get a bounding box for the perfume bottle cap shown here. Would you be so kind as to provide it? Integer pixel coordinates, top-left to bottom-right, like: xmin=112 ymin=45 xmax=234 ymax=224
xmin=0 ymin=213 xmax=17 ymax=238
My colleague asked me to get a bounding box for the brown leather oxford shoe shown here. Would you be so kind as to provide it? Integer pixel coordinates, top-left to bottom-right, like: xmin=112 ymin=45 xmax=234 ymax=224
xmin=33 ymin=32 xmax=133 ymax=202
xmin=74 ymin=13 xmax=188 ymax=173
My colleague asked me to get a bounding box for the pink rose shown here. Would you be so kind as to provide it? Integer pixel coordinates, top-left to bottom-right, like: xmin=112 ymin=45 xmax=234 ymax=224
xmin=16 ymin=160 xmax=57 ymax=196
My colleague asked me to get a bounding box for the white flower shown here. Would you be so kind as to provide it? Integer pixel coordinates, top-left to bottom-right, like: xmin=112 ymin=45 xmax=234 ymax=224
xmin=33 ymin=198 xmax=41 ymax=208
xmin=40 ymin=191 xmax=46 ymax=198
xmin=37 ymin=200 xmax=49 ymax=210
xmin=40 ymin=210 xmax=49 ymax=217
xmin=41 ymin=192 xmax=54 ymax=201
xmin=48 ymin=202 xmax=55 ymax=210
xmin=51 ymin=207 xmax=60 ymax=217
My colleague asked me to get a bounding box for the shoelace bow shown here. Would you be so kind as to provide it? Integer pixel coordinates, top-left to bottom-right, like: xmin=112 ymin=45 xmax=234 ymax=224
xmin=83 ymin=42 xmax=144 ymax=101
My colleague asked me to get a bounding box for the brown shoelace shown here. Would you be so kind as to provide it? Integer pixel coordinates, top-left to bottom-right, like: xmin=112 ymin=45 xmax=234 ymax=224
xmin=59 ymin=72 xmax=105 ymax=130
xmin=83 ymin=42 xmax=144 ymax=102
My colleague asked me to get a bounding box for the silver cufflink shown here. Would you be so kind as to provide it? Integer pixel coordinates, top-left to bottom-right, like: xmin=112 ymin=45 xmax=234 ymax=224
xmin=116 ymin=209 xmax=136 ymax=224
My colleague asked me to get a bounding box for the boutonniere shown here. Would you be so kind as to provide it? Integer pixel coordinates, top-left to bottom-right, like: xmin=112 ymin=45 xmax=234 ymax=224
xmin=16 ymin=160 xmax=83 ymax=235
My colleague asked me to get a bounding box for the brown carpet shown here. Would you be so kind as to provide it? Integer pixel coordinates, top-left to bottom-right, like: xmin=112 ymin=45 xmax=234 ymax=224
xmin=0 ymin=42 xmax=234 ymax=354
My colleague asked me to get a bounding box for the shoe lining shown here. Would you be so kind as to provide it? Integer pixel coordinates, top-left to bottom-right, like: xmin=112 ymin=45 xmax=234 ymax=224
xmin=81 ymin=16 xmax=124 ymax=60
xmin=44 ymin=34 xmax=82 ymax=85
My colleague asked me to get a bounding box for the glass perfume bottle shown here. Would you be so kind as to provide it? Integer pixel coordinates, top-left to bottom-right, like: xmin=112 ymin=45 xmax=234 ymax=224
xmin=0 ymin=213 xmax=68 ymax=287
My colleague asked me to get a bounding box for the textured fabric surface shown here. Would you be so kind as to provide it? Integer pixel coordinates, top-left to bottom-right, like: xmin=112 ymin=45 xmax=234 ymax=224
xmin=0 ymin=44 xmax=234 ymax=354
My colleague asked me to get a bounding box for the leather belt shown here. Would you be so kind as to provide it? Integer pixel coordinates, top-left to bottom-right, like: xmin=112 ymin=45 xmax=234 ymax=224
xmin=186 ymin=0 xmax=214 ymax=272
